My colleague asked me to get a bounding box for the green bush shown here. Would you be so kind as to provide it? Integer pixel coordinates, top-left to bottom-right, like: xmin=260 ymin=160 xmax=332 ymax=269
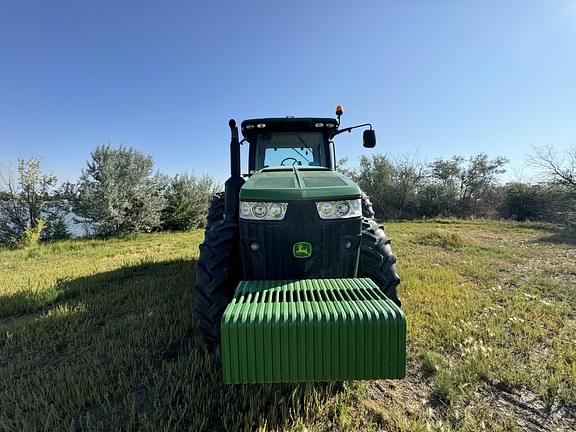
xmin=162 ymin=174 xmax=219 ymax=230
xmin=73 ymin=144 xmax=167 ymax=236
xmin=12 ymin=219 xmax=46 ymax=249
xmin=417 ymin=229 xmax=466 ymax=249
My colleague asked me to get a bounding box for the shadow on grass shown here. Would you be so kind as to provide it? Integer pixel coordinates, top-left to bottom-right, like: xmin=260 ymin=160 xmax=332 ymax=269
xmin=1 ymin=258 xmax=346 ymax=431
xmin=0 ymin=259 xmax=197 ymax=318
xmin=534 ymin=226 xmax=576 ymax=246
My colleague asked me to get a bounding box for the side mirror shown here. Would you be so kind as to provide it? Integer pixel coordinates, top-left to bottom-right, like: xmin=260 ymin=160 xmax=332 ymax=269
xmin=363 ymin=129 xmax=376 ymax=148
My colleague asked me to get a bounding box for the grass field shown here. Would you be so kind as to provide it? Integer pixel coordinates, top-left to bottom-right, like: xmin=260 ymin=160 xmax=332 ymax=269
xmin=1 ymin=220 xmax=575 ymax=431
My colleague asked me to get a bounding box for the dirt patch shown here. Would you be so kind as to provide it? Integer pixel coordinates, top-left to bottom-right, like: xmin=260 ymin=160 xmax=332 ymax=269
xmin=367 ymin=378 xmax=576 ymax=431
xmin=366 ymin=368 xmax=576 ymax=431
xmin=499 ymin=248 xmax=576 ymax=282
xmin=368 ymin=372 xmax=438 ymax=411
xmin=365 ymin=370 xmax=444 ymax=428
xmin=464 ymin=228 xmax=532 ymax=245
xmin=481 ymin=387 xmax=576 ymax=432
xmin=551 ymin=272 xmax=576 ymax=284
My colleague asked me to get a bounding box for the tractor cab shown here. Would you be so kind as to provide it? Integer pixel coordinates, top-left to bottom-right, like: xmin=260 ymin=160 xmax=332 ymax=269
xmin=241 ymin=118 xmax=338 ymax=172
xmin=241 ymin=111 xmax=377 ymax=174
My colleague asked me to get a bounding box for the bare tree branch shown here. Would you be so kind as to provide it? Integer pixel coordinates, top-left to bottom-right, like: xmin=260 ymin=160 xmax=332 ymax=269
xmin=529 ymin=144 xmax=576 ymax=190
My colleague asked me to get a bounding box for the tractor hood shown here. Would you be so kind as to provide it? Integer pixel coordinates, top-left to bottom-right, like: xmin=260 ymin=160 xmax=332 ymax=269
xmin=239 ymin=167 xmax=361 ymax=201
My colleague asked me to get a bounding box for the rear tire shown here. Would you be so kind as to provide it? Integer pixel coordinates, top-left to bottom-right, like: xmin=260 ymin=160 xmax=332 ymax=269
xmin=194 ymin=220 xmax=241 ymax=345
xmin=359 ymin=218 xmax=401 ymax=306
xmin=206 ymin=192 xmax=225 ymax=230
xmin=361 ymin=192 xmax=375 ymax=219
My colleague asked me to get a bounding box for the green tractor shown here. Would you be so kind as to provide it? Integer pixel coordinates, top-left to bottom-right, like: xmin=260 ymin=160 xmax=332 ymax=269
xmin=195 ymin=106 xmax=405 ymax=383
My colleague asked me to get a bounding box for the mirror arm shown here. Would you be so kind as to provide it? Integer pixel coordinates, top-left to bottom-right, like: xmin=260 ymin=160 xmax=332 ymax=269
xmin=331 ymin=123 xmax=373 ymax=137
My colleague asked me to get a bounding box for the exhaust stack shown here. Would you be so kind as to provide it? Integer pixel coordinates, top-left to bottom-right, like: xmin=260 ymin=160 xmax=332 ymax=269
xmin=224 ymin=119 xmax=245 ymax=221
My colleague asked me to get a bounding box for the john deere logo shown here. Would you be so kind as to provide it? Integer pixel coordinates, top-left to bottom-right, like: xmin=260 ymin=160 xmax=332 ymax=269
xmin=293 ymin=242 xmax=312 ymax=258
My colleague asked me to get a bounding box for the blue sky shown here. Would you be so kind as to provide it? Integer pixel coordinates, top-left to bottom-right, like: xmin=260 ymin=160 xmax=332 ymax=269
xmin=1 ymin=0 xmax=575 ymax=184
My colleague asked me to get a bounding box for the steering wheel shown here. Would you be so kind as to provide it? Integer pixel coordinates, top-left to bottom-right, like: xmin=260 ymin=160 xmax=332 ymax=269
xmin=280 ymin=157 xmax=300 ymax=166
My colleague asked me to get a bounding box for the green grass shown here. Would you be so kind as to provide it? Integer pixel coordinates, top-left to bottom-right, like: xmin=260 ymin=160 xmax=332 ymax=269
xmin=1 ymin=220 xmax=575 ymax=431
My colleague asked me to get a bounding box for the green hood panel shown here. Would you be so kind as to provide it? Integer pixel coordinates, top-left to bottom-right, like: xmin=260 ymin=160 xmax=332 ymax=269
xmin=240 ymin=168 xmax=361 ymax=201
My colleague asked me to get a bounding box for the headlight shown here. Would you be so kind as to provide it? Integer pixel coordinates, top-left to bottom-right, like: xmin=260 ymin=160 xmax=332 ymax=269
xmin=316 ymin=199 xmax=361 ymax=219
xmin=240 ymin=201 xmax=288 ymax=220
xmin=317 ymin=202 xmax=334 ymax=218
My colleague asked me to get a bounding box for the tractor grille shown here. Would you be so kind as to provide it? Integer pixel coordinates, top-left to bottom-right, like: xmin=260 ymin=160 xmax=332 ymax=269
xmin=221 ymin=278 xmax=406 ymax=383
xmin=239 ymin=201 xmax=361 ymax=280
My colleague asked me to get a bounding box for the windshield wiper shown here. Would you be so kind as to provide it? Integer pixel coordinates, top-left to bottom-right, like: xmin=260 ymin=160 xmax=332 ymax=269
xmin=291 ymin=147 xmax=309 ymax=162
xmin=293 ymin=134 xmax=313 ymax=162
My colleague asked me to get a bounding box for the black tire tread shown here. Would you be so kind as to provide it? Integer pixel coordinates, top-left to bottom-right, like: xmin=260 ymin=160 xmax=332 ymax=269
xmin=206 ymin=192 xmax=225 ymax=230
xmin=194 ymin=220 xmax=241 ymax=344
xmin=359 ymin=217 xmax=401 ymax=306
xmin=361 ymin=192 xmax=376 ymax=219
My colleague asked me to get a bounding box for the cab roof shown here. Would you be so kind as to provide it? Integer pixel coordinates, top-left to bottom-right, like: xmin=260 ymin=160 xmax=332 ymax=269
xmin=241 ymin=117 xmax=338 ymax=139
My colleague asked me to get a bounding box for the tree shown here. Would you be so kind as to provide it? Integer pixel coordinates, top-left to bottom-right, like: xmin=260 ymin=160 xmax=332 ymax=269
xmin=530 ymin=145 xmax=576 ymax=192
xmin=348 ymin=155 xmax=396 ymax=218
xmin=162 ymin=174 xmax=220 ymax=230
xmin=73 ymin=144 xmax=167 ymax=236
xmin=425 ymin=156 xmax=464 ymax=217
xmin=417 ymin=183 xmax=457 ymax=218
xmin=390 ymin=153 xmax=427 ymax=218
xmin=529 ymin=145 xmax=576 ymax=222
xmin=429 ymin=154 xmax=507 ymax=218
xmin=460 ymin=154 xmax=508 ymax=217
xmin=342 ymin=152 xmax=509 ymax=220
xmin=502 ymin=182 xmax=573 ymax=222
xmin=0 ymin=157 xmax=57 ymax=242
xmin=430 ymin=156 xmax=464 ymax=187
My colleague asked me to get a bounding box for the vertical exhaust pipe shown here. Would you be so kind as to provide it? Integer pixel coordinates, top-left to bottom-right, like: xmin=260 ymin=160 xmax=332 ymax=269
xmin=224 ymin=119 xmax=245 ymax=221
xmin=229 ymin=119 xmax=241 ymax=178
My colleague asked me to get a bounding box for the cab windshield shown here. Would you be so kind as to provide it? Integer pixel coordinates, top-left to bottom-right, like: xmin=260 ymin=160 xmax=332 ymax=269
xmin=255 ymin=132 xmax=326 ymax=170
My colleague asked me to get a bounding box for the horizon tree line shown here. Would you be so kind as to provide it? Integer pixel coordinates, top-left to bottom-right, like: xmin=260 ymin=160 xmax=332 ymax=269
xmin=0 ymin=143 xmax=574 ymax=245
